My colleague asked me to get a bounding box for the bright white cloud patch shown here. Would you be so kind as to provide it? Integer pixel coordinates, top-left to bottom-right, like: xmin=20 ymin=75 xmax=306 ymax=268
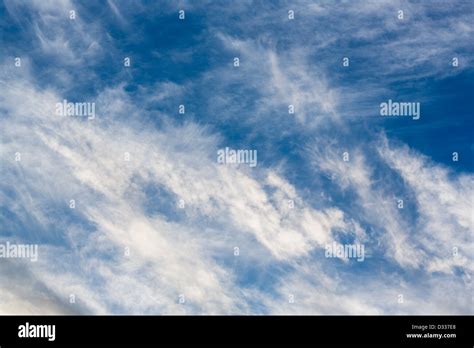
xmin=0 ymin=0 xmax=472 ymax=315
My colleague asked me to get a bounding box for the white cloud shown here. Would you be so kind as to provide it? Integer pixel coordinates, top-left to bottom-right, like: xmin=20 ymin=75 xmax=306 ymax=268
xmin=378 ymin=136 xmax=474 ymax=274
xmin=0 ymin=68 xmax=355 ymax=314
xmin=1 ymin=0 xmax=472 ymax=315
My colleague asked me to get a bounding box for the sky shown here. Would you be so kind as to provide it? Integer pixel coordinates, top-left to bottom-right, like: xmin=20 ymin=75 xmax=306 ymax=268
xmin=0 ymin=0 xmax=473 ymax=314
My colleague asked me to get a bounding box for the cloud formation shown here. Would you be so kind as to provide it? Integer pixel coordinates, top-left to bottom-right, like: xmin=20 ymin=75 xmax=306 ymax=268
xmin=0 ymin=0 xmax=472 ymax=314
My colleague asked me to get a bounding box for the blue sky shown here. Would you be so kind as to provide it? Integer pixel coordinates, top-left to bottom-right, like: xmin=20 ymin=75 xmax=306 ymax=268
xmin=0 ymin=0 xmax=473 ymax=314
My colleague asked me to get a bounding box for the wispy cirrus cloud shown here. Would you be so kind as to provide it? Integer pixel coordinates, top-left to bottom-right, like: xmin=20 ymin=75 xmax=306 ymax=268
xmin=0 ymin=0 xmax=472 ymax=315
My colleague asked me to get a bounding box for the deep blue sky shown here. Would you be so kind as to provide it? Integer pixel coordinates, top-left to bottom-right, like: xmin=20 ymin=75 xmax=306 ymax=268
xmin=0 ymin=0 xmax=472 ymax=315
